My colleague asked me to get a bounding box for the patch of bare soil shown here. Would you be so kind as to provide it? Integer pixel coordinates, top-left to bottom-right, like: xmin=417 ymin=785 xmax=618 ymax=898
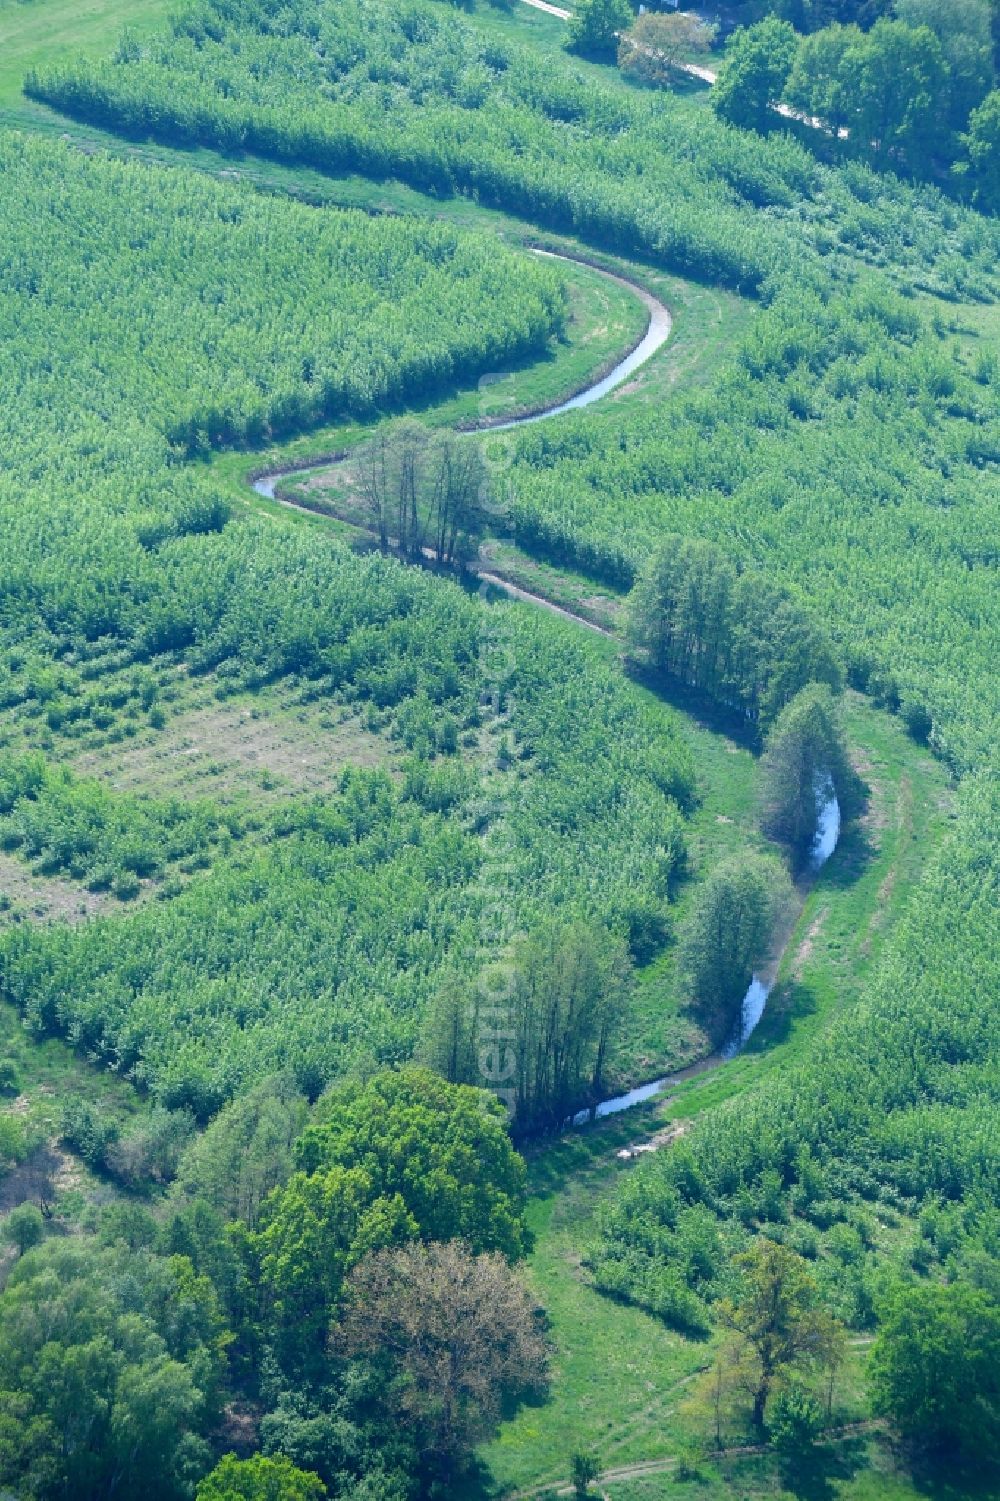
xmin=0 ymin=852 xmax=111 ymax=926
xmin=71 ymin=697 xmax=395 ymax=804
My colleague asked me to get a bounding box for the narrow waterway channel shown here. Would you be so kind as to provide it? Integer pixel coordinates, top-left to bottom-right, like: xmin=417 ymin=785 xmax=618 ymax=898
xmin=576 ymin=787 xmax=843 ymax=1126
xmin=246 ymin=250 xmax=834 ymax=1129
xmin=251 ymin=250 xmax=671 ymax=500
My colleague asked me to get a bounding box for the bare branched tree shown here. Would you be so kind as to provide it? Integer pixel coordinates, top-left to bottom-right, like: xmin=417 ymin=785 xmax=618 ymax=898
xmin=336 ymin=1241 xmax=548 ymax=1481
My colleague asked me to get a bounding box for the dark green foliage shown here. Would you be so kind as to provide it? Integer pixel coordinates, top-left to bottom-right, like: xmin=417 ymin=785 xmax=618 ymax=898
xmin=782 ymin=3 xmax=994 ymax=178
xmin=572 ymin=1452 xmax=600 ymax=1500
xmin=757 ymin=682 xmax=857 ymax=867
xmin=734 ymin=1 xmax=891 ymax=28
xmin=768 ymin=1383 xmax=823 ymax=1451
xmin=566 ymin=0 xmax=634 ymax=59
xmin=250 ymin=1068 xmax=529 ymax=1371
xmin=593 ymin=777 xmax=1000 ymax=1319
xmin=712 ymin=19 xmax=799 ymax=134
xmin=627 ymin=536 xmax=842 ymax=735
xmin=423 ymin=921 xmax=633 ymax=1133
xmin=896 ymin=0 xmax=995 ymax=141
xmin=2 ymin=1202 xmax=45 ymax=1257
xmin=967 ymin=88 xmax=1000 ymax=210
xmin=675 ymin=854 xmax=790 ymax=1035
xmin=869 ymin=1280 xmax=1000 ymax=1471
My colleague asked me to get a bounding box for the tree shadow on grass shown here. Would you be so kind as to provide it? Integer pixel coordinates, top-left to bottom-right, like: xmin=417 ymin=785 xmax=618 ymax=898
xmin=818 ymin=809 xmax=877 ymax=890
xmin=746 ymin=978 xmax=821 ymax=1053
xmin=777 ymin=1432 xmax=869 ymax=1501
xmin=904 ymin=1448 xmax=1000 ymax=1501
xmin=521 ymin=1097 xmax=667 ymax=1200
xmin=623 ymin=658 xmax=761 ymax=751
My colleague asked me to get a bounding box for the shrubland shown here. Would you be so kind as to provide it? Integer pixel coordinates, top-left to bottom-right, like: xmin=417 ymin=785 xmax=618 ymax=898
xmin=591 ymin=776 xmax=1000 ymax=1340
xmin=509 ymin=271 xmax=1000 ymax=775
xmin=0 ymin=131 xmax=695 ymax=1119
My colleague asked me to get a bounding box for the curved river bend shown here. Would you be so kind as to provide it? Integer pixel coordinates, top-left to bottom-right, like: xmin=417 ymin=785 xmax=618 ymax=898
xmin=252 ymin=250 xmax=671 ymax=499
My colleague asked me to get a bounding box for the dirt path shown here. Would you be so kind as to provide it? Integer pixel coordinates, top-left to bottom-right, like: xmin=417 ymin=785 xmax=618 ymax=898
xmin=257 ymin=476 xmax=617 ymax=637
xmin=516 ymin=2 xmax=846 ymax=132
xmin=508 ymin=1422 xmax=884 ymax=1499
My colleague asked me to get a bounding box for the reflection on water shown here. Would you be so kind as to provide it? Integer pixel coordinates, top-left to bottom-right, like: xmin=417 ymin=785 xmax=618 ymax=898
xmin=810 ymin=782 xmax=840 ymax=868
xmin=720 ymin=787 xmax=841 ymax=1060
xmin=720 ymin=975 xmax=770 ymax=1061
xmin=571 ymin=1076 xmax=668 ymax=1127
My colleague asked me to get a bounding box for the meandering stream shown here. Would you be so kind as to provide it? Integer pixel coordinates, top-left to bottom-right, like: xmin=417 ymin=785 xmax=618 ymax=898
xmin=251 ymin=250 xmax=671 ymax=501
xmin=577 ymin=787 xmax=842 ymax=1126
xmin=246 ymin=251 xmax=837 ymax=1129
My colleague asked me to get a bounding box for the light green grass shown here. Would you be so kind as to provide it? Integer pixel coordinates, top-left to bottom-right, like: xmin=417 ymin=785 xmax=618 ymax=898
xmin=478 ymin=1115 xmax=876 ymax=1496
xmin=0 ymin=0 xmax=174 ymax=109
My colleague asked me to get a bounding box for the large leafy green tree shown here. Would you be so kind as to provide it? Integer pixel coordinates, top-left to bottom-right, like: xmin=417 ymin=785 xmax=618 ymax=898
xmin=0 ymin=1241 xmax=229 ymax=1501
xmin=784 ymin=23 xmax=862 ymax=133
xmin=196 ymin=1453 xmax=327 ymax=1501
xmin=896 ymin=0 xmax=994 ymax=139
xmin=966 ymin=87 xmax=1000 ymax=209
xmin=758 ymin=682 xmax=857 ymax=869
xmin=567 ymin=0 xmax=634 ymax=59
xmin=718 ymin=1239 xmax=842 ymax=1431
xmin=869 ymin=1280 xmax=1000 ymax=1470
xmin=675 ymin=854 xmax=789 ymax=1035
xmin=842 ymin=20 xmax=948 ymax=173
xmin=251 ymin=1069 xmax=529 ymax=1370
xmin=712 ymin=19 xmax=799 ymax=133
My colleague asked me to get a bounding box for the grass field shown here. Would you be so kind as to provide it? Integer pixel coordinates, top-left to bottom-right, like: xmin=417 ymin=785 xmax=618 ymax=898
xmin=478 ymin=1109 xmax=876 ymax=1496
xmin=0 ymin=0 xmax=175 ymax=109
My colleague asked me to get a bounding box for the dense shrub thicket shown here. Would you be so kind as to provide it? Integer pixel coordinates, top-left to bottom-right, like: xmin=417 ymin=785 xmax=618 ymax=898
xmin=0 ymin=132 xmax=564 ymax=459
xmin=29 ymin=0 xmax=1000 ymax=300
xmin=29 ymin=0 xmax=1000 ymax=775
xmin=26 ymin=0 xmax=829 ymax=294
xmin=0 ymin=613 xmax=693 ymax=1110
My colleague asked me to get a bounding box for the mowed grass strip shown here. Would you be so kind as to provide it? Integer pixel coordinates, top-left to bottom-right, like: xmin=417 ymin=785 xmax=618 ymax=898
xmin=0 ymin=0 xmax=175 ymax=109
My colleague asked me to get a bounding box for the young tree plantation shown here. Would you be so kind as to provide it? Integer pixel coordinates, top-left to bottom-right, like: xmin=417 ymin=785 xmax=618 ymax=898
xmin=0 ymin=0 xmax=997 ymax=1496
